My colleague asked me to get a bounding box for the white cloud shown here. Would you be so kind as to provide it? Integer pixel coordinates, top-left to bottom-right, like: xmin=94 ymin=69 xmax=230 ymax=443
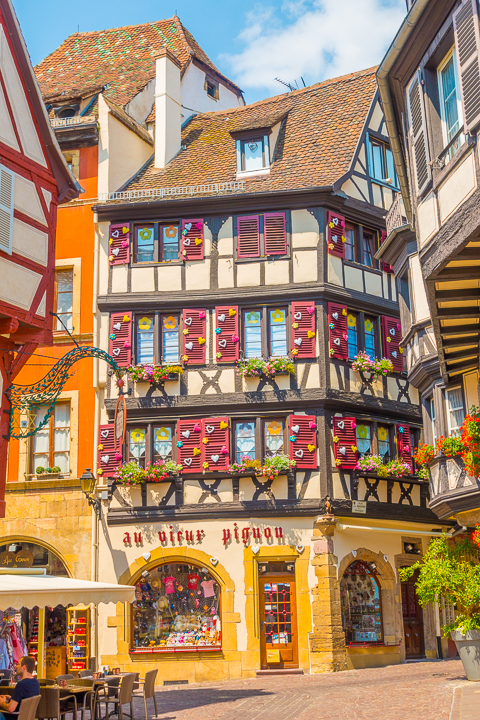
xmin=222 ymin=0 xmax=405 ymax=96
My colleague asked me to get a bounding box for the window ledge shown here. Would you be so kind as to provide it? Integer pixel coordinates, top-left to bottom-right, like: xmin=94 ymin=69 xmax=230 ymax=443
xmin=129 ymin=646 xmax=222 ymax=654
xmin=236 ymin=168 xmax=270 ymax=180
xmin=343 ymin=259 xmax=382 ymax=276
xmin=130 ymin=261 xmax=184 ymax=268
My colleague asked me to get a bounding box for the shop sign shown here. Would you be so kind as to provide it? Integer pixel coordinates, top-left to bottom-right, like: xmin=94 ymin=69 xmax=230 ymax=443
xmin=0 ymin=549 xmax=34 ymax=568
xmin=352 ymin=500 xmax=367 ymax=514
xmin=123 ymin=523 xmax=284 ymax=548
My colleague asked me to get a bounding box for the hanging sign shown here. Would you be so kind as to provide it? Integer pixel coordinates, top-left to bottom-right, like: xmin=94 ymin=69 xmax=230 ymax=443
xmin=114 ymin=394 xmax=126 ymax=454
xmin=0 ymin=549 xmax=34 ymax=568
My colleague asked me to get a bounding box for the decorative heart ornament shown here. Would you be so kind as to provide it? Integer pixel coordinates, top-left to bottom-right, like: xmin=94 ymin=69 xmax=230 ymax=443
xmin=333 ymin=338 xmax=340 ymax=346
xmin=352 ymin=550 xmax=357 ymax=558
xmin=206 ymin=425 xmax=215 ymax=434
xmin=143 ymin=552 xmax=151 ymax=562
xmin=113 ymin=323 xmax=121 ymax=330
xmin=220 ymin=445 xmax=228 ymax=454
xmin=184 ymin=223 xmax=192 ymax=231
xmin=112 ymin=348 xmax=121 ymax=356
xmin=397 ymin=323 xmax=401 ymax=331
xmin=342 ymin=333 xmax=348 ymax=341
xmin=337 ymin=421 xmax=344 ymax=430
xmin=121 ymin=240 xmax=129 ymax=248
xmin=294 ymin=312 xmax=302 ymax=320
xmin=307 ymin=330 xmax=315 ymax=339
xmin=112 ymin=248 xmax=120 ymax=256
xmin=218 ymin=339 xmax=227 ymax=348
xmin=194 ymin=238 xmax=202 ymax=245
xmin=307 ymin=444 xmax=315 ymax=452
xmin=331 ymin=234 xmax=338 ymax=243
xmin=389 ymin=328 xmax=395 ymax=336
xmin=294 ymin=338 xmax=302 ymax=346
xmin=296 ymin=544 xmax=304 ymax=554
xmin=123 ymin=315 xmax=130 ymax=322
xmin=183 ymin=238 xmax=191 ymax=246
xmin=229 ymin=308 xmax=236 ymax=317
xmin=295 ymin=449 xmax=304 ymax=458
xmin=193 ymin=447 xmax=201 ymax=456
xmin=292 ymin=425 xmax=300 ymax=434
xmin=309 ymin=420 xmax=317 ymax=429
xmin=252 ymin=546 xmax=260 ymax=555
xmin=111 ymin=229 xmax=120 ymax=238
xmin=198 ymin=337 xmax=206 ymax=345
xmin=392 ymin=351 xmax=397 ymax=358
xmin=182 ymin=430 xmax=190 ymax=439
xmin=185 ymin=342 xmax=193 ymax=350
xmin=232 ymin=334 xmax=239 ymax=343
xmin=307 ymin=306 xmax=315 ymax=315
xmin=199 ymin=311 xmax=206 ymax=319
xmin=220 ymin=421 xmax=228 ymax=429
xmin=123 ymin=341 xmax=131 ymax=349
xmin=195 ymin=222 xmax=202 ymax=230
xmin=101 ymin=430 xmax=109 ymax=439
xmin=193 ymin=424 xmax=201 ymax=432
xmin=210 ymin=557 xmax=219 ymax=566
xmin=217 ymin=314 xmax=225 ymax=323
xmin=211 ymin=455 xmax=219 ymax=463
xmin=184 ymin=458 xmax=192 ymax=466
xmin=332 ymin=312 xmax=338 ymax=320
xmin=185 ymin=317 xmax=193 ymax=326
xmin=339 ymin=446 xmax=346 ymax=455
xmin=101 ymin=455 xmax=110 ymax=464
xmin=384 ymin=555 xmax=389 ymax=563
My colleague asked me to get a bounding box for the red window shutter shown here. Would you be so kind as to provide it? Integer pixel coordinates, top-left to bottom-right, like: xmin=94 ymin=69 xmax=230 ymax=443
xmin=264 ymin=213 xmax=287 ymax=255
xmin=380 ymin=231 xmax=393 ymax=273
xmin=181 ymin=219 xmax=204 ymax=261
xmin=328 ymin=302 xmax=348 ymax=360
xmin=382 ymin=315 xmax=403 ymax=372
xmin=327 ymin=211 xmax=346 ymax=259
xmin=289 ymin=415 xmax=317 ymax=469
xmin=396 ymin=424 xmax=413 ymax=471
xmin=109 ymin=223 xmax=130 ymax=266
xmin=333 ymin=417 xmax=357 ymax=469
xmin=291 ymin=301 xmax=315 ymax=358
xmin=177 ymin=420 xmax=203 ymax=474
xmin=237 ymin=215 xmax=260 ymax=258
xmin=215 ymin=306 xmax=239 ymax=362
xmin=201 ymin=417 xmax=230 ymax=471
xmin=98 ymin=424 xmax=119 ymax=478
xmin=182 ymin=309 xmax=206 ymax=364
xmin=109 ymin=312 xmax=132 ymax=367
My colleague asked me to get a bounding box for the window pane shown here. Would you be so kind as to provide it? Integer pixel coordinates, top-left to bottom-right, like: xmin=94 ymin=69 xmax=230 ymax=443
xmin=371 ymin=141 xmax=384 ymax=181
xmin=162 ymin=315 xmax=179 ymax=363
xmin=378 ymin=426 xmax=390 ymax=460
xmin=364 ymin=317 xmax=375 ymax=357
xmin=54 ymin=404 xmax=70 ymax=428
xmin=161 ymin=225 xmax=179 ymax=262
xmin=430 ymin=399 xmax=437 ymax=446
xmin=244 ymin=310 xmax=262 ymax=358
xmin=53 ymin=452 xmax=69 ymax=473
xmin=341 ymin=561 xmax=383 ymax=644
xmin=136 ymin=226 xmax=155 ymax=263
xmin=440 ymin=55 xmax=460 ymax=143
xmin=347 ymin=313 xmax=358 ymax=359
xmin=154 ymin=426 xmax=173 ymax=460
xmin=243 ymin=138 xmax=264 ymax=171
xmin=56 ymin=270 xmax=73 ymax=331
xmin=265 ymin=419 xmax=284 ymax=457
xmin=236 ymin=422 xmax=256 ymax=463
xmin=53 ymin=403 xmax=70 ymax=460
xmin=129 ymin=428 xmax=146 ymax=468
xmin=269 ymin=308 xmax=287 ymax=356
xmin=385 ymin=148 xmax=398 ymax=187
xmin=362 ymin=232 xmax=375 ymax=267
xmin=446 ymin=388 xmax=465 ymax=435
xmin=137 ymin=316 xmax=154 ymax=364
xmin=356 ymin=424 xmax=371 ymax=455
xmin=344 ymin=226 xmax=356 ymax=262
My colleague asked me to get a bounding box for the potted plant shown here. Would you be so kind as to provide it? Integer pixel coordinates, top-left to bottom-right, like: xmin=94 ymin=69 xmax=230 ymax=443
xmin=436 ymin=435 xmax=463 ymax=458
xmin=115 ymin=461 xmax=146 ymax=485
xmin=356 ymin=454 xmax=388 ymax=477
xmin=257 ymin=454 xmax=296 ymax=480
xmin=413 ymin=444 xmax=434 ymax=481
xmin=386 ymin=457 xmax=411 ymax=477
xmin=399 ymin=534 xmax=480 ymax=681
xmin=145 ymin=459 xmax=183 ymax=482
xmin=127 ymin=364 xmax=183 ymax=384
xmin=227 ymin=456 xmax=262 ymax=474
xmin=374 ymin=357 xmax=393 ymax=376
xmin=236 ymin=357 xmax=295 ymax=379
xmin=351 ymin=351 xmax=376 ymax=374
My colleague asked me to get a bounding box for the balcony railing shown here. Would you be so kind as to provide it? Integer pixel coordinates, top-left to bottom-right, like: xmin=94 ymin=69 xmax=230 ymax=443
xmin=352 ymin=470 xmax=429 ymax=508
xmin=385 ymin=193 xmax=408 ymax=237
xmin=429 ymin=455 xmax=480 ymax=519
xmin=50 ymin=115 xmax=96 ymax=128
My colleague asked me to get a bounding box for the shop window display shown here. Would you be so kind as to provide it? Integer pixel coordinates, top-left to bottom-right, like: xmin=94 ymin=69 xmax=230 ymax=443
xmin=340 ymin=560 xmax=383 ymax=644
xmin=132 ymin=563 xmax=221 ymax=650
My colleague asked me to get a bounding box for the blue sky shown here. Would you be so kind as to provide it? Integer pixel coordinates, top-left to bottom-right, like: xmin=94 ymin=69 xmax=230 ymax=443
xmin=15 ymin=0 xmax=406 ymax=105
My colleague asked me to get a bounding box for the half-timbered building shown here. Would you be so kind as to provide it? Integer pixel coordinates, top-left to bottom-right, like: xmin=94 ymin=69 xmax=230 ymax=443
xmin=91 ymin=60 xmax=448 ymax=679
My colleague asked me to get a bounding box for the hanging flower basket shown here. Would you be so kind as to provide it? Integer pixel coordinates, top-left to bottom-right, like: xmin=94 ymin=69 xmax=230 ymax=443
xmin=227 ymin=453 xmax=295 ymax=478
xmin=236 ymin=357 xmax=295 ymax=379
xmin=355 ymin=455 xmax=388 ymax=476
xmin=127 ymin=365 xmax=183 ymax=384
xmin=385 ymin=458 xmax=411 ymax=477
xmin=351 ymin=352 xmax=393 ymax=377
xmin=116 ymin=459 xmax=183 ymax=485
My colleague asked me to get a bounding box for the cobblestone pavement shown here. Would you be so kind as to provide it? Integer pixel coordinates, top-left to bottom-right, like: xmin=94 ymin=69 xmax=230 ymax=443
xmin=133 ymin=659 xmax=480 ymax=720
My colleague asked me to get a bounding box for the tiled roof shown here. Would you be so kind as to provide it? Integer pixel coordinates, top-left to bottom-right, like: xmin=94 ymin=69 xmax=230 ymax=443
xmin=114 ymin=67 xmax=378 ymax=201
xmin=35 ymin=15 xmax=241 ymax=109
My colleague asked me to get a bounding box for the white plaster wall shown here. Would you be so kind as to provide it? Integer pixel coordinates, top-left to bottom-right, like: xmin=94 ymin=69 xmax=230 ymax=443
xmin=364 ymin=270 xmax=382 ymax=297
xmin=0 ymin=258 xmax=41 ymax=310
xmin=265 ymin=259 xmax=289 ymax=285
xmin=464 ymin=370 xmax=479 ymax=409
xmin=409 ymin=254 xmax=430 ymax=322
xmin=218 ymin=258 xmax=234 ymax=287
xmin=417 ymin=193 xmax=438 ymax=248
xmin=125 ymin=78 xmax=155 ymax=126
xmin=131 ymin=267 xmax=155 ymax=293
xmin=180 ymin=63 xmax=244 ymax=123
xmin=12 ymin=218 xmax=48 ymax=265
xmin=293 ymin=251 xmax=317 ymax=283
xmin=327 ymin=255 xmax=343 ymax=286
xmin=438 ymin=150 xmax=477 ymax=224
xmin=97 ymin=222 xmax=110 ymax=297
xmin=157 ymin=265 xmax=182 ymax=291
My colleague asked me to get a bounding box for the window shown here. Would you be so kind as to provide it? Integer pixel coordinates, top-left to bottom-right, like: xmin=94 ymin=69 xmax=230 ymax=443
xmin=133 ymin=223 xmax=180 ymax=263
xmin=430 ymin=398 xmax=437 ymax=447
xmin=377 ymin=425 xmax=390 ymax=460
xmin=134 ymin=312 xmax=180 ymax=365
xmin=244 ymin=309 xmax=262 ymax=358
xmin=31 ymin=403 xmax=71 ymax=474
xmin=438 ymin=49 xmax=464 ymax=155
xmin=127 ymin=423 xmax=176 ymax=468
xmin=55 ymin=270 xmax=73 ymax=332
xmin=364 ymin=316 xmax=376 ymax=357
xmin=340 ymin=560 xmax=383 ymax=644
xmin=445 ymin=387 xmax=465 ymax=436
xmin=347 ymin=312 xmax=358 ymax=360
xmin=205 ymin=77 xmax=219 ymax=100
xmin=235 ymin=421 xmax=256 ymax=463
xmin=347 ymin=311 xmax=379 ymax=360
xmin=369 ymin=137 xmax=399 ymax=189
xmin=344 ymin=223 xmax=357 ymax=262
xmin=362 ymin=229 xmax=376 ymax=268
xmin=62 ymin=150 xmax=80 ymax=180
xmin=234 ymin=418 xmax=285 ymax=463
xmin=242 ymin=307 xmax=288 ymax=358
xmin=236 ymin=136 xmax=270 ymax=173
xmin=356 ymin=423 xmax=371 ymax=456
xmin=340 ymin=219 xmax=379 ymax=268
xmin=236 ymin=212 xmax=288 ymax=258
xmin=264 ymin=419 xmax=285 ymax=458
xmin=132 ymin=562 xmax=221 ymax=650
xmin=268 ymin=307 xmax=288 ymax=356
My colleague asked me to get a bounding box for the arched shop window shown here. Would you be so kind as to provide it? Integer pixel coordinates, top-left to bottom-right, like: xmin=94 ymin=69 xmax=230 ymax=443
xmin=132 ymin=562 xmax=221 ymax=650
xmin=340 ymin=560 xmax=383 ymax=644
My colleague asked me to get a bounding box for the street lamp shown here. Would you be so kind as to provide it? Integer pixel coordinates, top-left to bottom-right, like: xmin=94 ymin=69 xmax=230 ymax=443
xmin=80 ymin=468 xmax=101 ymax=514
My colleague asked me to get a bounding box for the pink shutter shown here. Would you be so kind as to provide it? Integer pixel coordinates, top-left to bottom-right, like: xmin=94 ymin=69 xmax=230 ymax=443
xmin=182 ymin=309 xmax=206 ymax=364
xmin=396 ymin=424 xmax=413 ymax=471
xmin=382 ymin=315 xmax=403 ymax=372
xmin=177 ymin=420 xmax=203 ymax=474
xmin=215 ymin=306 xmax=239 ymax=363
xmin=264 ymin=213 xmax=287 ymax=255
xmin=98 ymin=424 xmax=119 ymax=478
xmin=109 ymin=312 xmax=132 ymax=367
xmin=201 ymin=417 xmax=230 ymax=471
xmin=328 ymin=303 xmax=348 ymax=360
xmin=237 ymin=215 xmax=260 ymax=258
xmin=181 ymin=219 xmax=204 ymax=261
xmin=291 ymin=301 xmax=316 ymax=358
xmin=333 ymin=417 xmax=357 ymax=469
xmin=109 ymin=223 xmax=130 ymax=266
xmin=289 ymin=415 xmax=317 ymax=469
xmin=380 ymin=231 xmax=393 ymax=273
xmin=327 ymin=211 xmax=346 ymax=259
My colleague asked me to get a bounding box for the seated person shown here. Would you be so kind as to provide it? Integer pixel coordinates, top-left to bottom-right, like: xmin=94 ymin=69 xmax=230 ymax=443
xmin=0 ymin=656 xmax=39 ymax=720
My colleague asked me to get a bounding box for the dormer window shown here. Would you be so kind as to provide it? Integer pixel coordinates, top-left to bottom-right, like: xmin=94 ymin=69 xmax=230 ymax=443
xmin=56 ymin=106 xmax=78 ymax=119
xmin=236 ymin=135 xmax=270 ymax=174
xmin=205 ymin=77 xmax=219 ymax=100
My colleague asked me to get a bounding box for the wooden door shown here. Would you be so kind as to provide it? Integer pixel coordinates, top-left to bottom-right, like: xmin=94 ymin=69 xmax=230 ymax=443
xmin=259 ymin=575 xmax=298 ymax=668
xmin=401 ymin=570 xmax=425 ymax=658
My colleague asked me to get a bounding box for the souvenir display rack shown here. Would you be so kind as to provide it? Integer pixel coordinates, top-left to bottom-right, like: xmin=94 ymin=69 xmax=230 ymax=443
xmin=131 ymin=562 xmax=221 ymax=652
xmin=340 ymin=560 xmax=383 ymax=644
xmin=67 ymin=606 xmax=90 ymax=671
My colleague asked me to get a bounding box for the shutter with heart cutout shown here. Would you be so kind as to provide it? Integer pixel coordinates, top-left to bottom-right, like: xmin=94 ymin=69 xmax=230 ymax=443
xmin=264 ymin=213 xmax=287 ymax=255
xmin=382 ymin=315 xmax=403 ymax=372
xmin=328 ymin=302 xmax=348 ymax=360
xmin=288 ymin=415 xmax=317 ymax=469
xmin=396 ymin=424 xmax=413 ymax=472
xmin=380 ymin=231 xmax=393 ymax=273
xmin=327 ymin=211 xmax=346 ymax=259
xmin=291 ymin=301 xmax=316 ymax=358
xmin=98 ymin=424 xmax=118 ymax=478
xmin=109 ymin=223 xmax=131 ymax=266
xmin=201 ymin=417 xmax=230 ymax=471
xmin=182 ymin=309 xmax=206 ymax=364
xmin=237 ymin=215 xmax=260 ymax=258
xmin=109 ymin=312 xmax=132 ymax=367
xmin=215 ymin=306 xmax=239 ymax=362
xmin=177 ymin=419 xmax=203 ymax=474
xmin=181 ymin=219 xmax=204 ymax=261
xmin=333 ymin=417 xmax=357 ymax=469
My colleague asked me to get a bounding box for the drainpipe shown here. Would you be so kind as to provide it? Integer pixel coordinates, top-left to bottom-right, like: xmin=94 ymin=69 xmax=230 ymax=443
xmin=91 ymin=211 xmax=101 ymax=668
xmin=376 ymin=0 xmax=432 ymax=227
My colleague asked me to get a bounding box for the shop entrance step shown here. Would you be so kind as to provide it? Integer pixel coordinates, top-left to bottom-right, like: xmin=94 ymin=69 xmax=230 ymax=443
xmin=256 ymin=668 xmax=304 ymax=676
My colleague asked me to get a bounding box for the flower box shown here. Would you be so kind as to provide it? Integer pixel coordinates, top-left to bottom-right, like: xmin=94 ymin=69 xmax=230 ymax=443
xmin=237 ymin=357 xmax=295 ymax=379
xmin=127 ymin=365 xmax=183 ymax=384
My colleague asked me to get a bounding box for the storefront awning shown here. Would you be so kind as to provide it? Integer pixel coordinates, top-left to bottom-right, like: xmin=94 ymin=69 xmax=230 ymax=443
xmin=0 ymin=575 xmax=135 ymax=610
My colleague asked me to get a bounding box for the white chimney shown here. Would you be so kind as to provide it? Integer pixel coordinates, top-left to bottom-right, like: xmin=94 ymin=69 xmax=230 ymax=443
xmin=154 ymin=48 xmax=182 ymax=169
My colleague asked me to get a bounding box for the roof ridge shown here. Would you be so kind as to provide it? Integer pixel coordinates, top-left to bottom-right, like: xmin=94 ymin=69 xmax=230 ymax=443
xmin=172 ymin=15 xmax=193 ymax=56
xmin=66 ymin=17 xmax=177 ymax=38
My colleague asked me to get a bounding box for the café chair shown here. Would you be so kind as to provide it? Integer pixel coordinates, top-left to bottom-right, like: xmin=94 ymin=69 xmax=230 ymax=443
xmin=78 ymin=671 xmax=92 ymax=679
xmin=133 ymin=670 xmax=158 ymax=719
xmin=96 ymin=673 xmax=136 ymax=720
xmin=37 ymin=680 xmax=55 ymax=686
xmin=38 ymin=686 xmax=78 ymax=720
xmin=9 ymin=694 xmax=41 ymax=720
xmin=55 ymin=675 xmax=75 ymax=685
xmin=0 ymin=670 xmax=12 ymax=682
